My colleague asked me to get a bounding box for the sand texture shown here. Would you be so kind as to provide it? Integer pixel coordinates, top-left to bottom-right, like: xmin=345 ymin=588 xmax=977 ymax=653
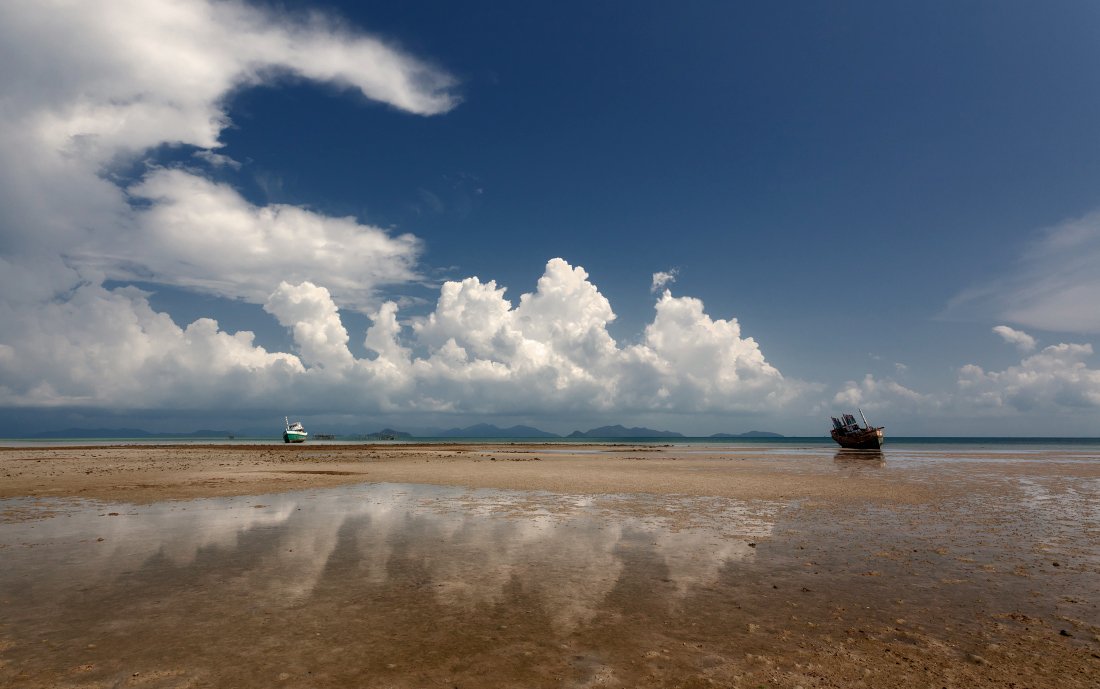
xmin=1 ymin=443 xmax=1098 ymax=688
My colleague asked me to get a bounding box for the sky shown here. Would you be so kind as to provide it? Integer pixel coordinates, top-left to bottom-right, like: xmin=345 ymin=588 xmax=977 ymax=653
xmin=2 ymin=0 xmax=1100 ymax=437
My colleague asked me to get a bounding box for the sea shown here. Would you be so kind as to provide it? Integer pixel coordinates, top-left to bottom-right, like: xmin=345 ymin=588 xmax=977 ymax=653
xmin=3 ymin=435 xmax=1100 ymax=450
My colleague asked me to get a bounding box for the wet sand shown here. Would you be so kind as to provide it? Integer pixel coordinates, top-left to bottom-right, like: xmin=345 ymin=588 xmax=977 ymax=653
xmin=0 ymin=443 xmax=987 ymax=506
xmin=1 ymin=443 xmax=1098 ymax=687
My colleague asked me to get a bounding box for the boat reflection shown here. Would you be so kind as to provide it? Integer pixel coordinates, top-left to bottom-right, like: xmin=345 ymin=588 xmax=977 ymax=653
xmin=833 ymin=448 xmax=886 ymax=467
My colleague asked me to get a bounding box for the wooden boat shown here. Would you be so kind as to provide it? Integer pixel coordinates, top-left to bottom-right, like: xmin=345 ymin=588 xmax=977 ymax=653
xmin=829 ymin=409 xmax=884 ymax=449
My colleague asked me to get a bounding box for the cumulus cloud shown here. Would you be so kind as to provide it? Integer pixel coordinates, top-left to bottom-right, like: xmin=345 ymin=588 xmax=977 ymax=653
xmin=0 ymin=283 xmax=302 ymax=409
xmin=829 ymin=330 xmax=1100 ymax=421
xmin=111 ymin=169 xmax=422 ymax=308
xmin=628 ymin=291 xmax=798 ymax=410
xmin=992 ymin=325 xmax=1037 ymax=353
xmin=651 ymin=269 xmax=678 ymax=293
xmin=0 ymin=0 xmax=460 ymax=414
xmin=947 ymin=209 xmax=1100 ymax=333
xmin=15 ymin=1 xmax=1097 ymax=431
xmin=264 ymin=282 xmax=355 ymax=370
xmin=957 ymin=342 xmax=1100 ymax=411
xmin=0 ymin=0 xmax=454 ymax=310
xmin=403 ymin=260 xmax=807 ymax=414
xmin=831 ymin=374 xmax=935 ymax=413
xmin=0 ymin=2 xmax=817 ymax=426
xmin=0 ymin=258 xmax=809 ymax=416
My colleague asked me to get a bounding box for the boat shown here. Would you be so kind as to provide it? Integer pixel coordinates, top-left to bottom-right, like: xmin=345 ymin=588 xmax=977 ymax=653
xmin=829 ymin=408 xmax=884 ymax=449
xmin=283 ymin=417 xmax=308 ymax=443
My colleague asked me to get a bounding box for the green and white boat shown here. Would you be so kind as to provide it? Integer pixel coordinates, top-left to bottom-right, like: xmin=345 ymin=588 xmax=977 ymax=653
xmin=283 ymin=417 xmax=308 ymax=443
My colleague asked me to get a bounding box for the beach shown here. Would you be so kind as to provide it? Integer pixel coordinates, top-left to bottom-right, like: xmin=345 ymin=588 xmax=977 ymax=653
xmin=1 ymin=443 xmax=1098 ymax=687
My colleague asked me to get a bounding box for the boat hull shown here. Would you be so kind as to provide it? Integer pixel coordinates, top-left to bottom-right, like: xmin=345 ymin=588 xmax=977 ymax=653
xmin=283 ymin=431 xmax=307 ymax=443
xmin=831 ymin=427 xmax=884 ymax=450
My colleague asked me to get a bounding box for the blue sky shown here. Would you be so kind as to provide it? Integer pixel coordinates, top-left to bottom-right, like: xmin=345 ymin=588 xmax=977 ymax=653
xmin=2 ymin=0 xmax=1100 ymax=436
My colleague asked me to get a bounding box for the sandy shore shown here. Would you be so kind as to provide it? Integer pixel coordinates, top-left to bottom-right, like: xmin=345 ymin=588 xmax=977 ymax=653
xmin=0 ymin=442 xmax=981 ymax=505
xmin=2 ymin=443 xmax=1098 ymax=688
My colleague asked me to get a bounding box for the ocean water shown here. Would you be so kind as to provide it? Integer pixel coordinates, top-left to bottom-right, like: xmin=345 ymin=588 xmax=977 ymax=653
xmin=3 ymin=435 xmax=1100 ymax=450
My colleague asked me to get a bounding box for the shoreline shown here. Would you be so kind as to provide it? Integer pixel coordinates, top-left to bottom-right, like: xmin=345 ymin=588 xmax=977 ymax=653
xmin=4 ymin=441 xmax=1098 ymax=511
xmin=0 ymin=442 xmax=964 ymax=506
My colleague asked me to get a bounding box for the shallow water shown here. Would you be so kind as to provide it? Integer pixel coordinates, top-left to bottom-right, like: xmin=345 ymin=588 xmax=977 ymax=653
xmin=2 ymin=460 xmax=1098 ymax=688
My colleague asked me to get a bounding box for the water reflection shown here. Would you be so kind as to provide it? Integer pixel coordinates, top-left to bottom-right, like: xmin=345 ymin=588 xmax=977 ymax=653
xmin=0 ymin=484 xmax=773 ymax=641
xmin=832 ymin=449 xmax=886 ymax=467
xmin=4 ymin=473 xmax=1096 ymax=687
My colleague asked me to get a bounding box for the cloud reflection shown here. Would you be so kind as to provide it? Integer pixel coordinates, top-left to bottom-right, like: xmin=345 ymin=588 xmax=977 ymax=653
xmin=1 ymin=484 xmax=773 ymax=631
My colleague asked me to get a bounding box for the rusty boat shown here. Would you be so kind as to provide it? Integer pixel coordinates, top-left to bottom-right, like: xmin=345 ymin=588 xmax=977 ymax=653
xmin=829 ymin=409 xmax=884 ymax=449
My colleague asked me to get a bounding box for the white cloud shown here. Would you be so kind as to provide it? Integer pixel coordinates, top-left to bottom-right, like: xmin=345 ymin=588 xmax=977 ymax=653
xmin=2 ymin=0 xmax=991 ymax=433
xmin=947 ymin=209 xmax=1100 ymax=333
xmin=264 ymin=282 xmax=355 ymax=370
xmin=8 ymin=2 xmax=1095 ymax=432
xmin=193 ymin=150 xmax=241 ymax=170
xmin=992 ymin=325 xmax=1037 ymax=353
xmin=828 ymin=331 xmax=1100 ymax=422
xmin=113 ymin=169 xmax=423 ymax=308
xmin=627 ymin=291 xmax=801 ymax=410
xmin=402 ymin=260 xmax=621 ymax=412
xmin=0 ymin=258 xmax=809 ymax=417
xmin=406 ymin=261 xmax=808 ymax=414
xmin=0 ymin=2 xmax=810 ymax=424
xmin=0 ymin=0 xmax=458 ymax=413
xmin=0 ymin=283 xmax=302 ymax=409
xmin=0 ymin=0 xmax=454 ymax=310
xmin=957 ymin=342 xmax=1100 ymax=411
xmin=831 ymin=374 xmax=934 ymax=412
xmin=1 ymin=0 xmax=456 ymax=157
xmin=651 ymin=269 xmax=678 ymax=293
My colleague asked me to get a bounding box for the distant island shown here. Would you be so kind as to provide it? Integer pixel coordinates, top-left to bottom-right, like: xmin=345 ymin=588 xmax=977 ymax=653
xmin=353 ymin=424 xmax=784 ymax=439
xmin=567 ymin=425 xmax=684 ymax=438
xmin=5 ymin=424 xmax=784 ymax=441
xmin=363 ymin=428 xmax=413 ymax=440
xmin=436 ymin=423 xmax=559 ymax=438
xmin=365 ymin=423 xmax=694 ymax=439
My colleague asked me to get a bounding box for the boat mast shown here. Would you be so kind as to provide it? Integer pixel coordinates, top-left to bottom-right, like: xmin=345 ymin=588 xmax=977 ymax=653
xmin=858 ymin=408 xmax=871 ymax=429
